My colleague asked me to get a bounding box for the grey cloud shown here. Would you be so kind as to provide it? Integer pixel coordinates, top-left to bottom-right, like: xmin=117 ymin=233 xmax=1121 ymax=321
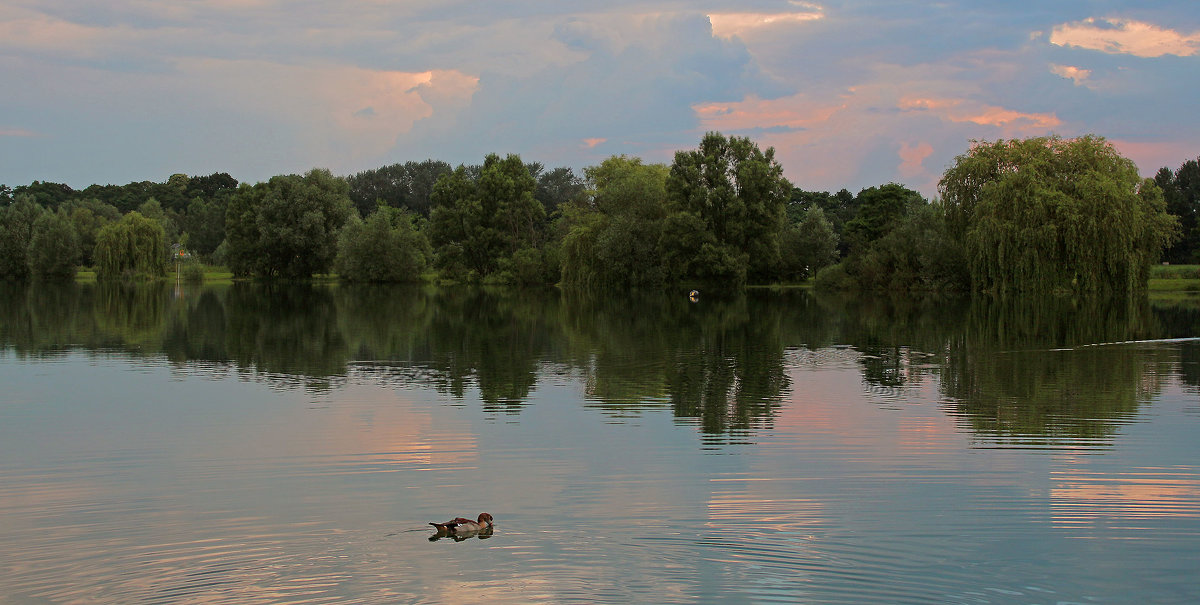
xmin=395 ymin=12 xmax=789 ymax=166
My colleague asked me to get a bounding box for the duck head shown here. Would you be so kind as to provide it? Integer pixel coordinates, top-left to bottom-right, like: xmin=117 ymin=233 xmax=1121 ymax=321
xmin=477 ymin=512 xmax=494 ymax=528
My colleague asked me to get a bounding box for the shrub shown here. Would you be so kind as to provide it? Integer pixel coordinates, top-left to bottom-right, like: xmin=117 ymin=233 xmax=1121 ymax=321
xmin=181 ymin=263 xmax=205 ymax=283
xmin=335 ymin=207 xmax=430 ymax=282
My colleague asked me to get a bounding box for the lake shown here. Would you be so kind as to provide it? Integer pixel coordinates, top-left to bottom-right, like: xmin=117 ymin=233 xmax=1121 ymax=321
xmin=1 ymin=281 xmax=1199 ymax=604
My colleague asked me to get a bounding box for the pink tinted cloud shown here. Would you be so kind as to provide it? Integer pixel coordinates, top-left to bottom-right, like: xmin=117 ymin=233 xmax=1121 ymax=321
xmin=693 ymin=95 xmax=845 ymax=132
xmin=0 ymin=7 xmax=109 ymax=56
xmin=899 ymin=96 xmax=1060 ymax=132
xmin=582 ymin=137 xmax=607 ymax=149
xmin=1050 ymin=18 xmax=1200 ymax=58
xmin=707 ymin=10 xmax=824 ymax=39
xmin=173 ymin=58 xmax=479 ymax=170
xmin=1049 ymin=64 xmax=1091 ymax=85
xmin=693 ymin=92 xmax=885 ymax=190
xmin=1 ymin=128 xmax=40 ymax=137
xmin=693 ymin=84 xmax=1064 ymax=195
xmin=897 ymin=142 xmax=934 ymax=179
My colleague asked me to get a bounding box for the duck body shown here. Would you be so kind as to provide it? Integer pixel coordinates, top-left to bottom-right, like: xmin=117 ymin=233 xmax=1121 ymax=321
xmin=429 ymin=512 xmax=493 ymax=534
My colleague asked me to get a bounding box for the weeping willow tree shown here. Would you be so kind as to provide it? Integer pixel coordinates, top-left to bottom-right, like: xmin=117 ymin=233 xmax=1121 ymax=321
xmin=94 ymin=211 xmax=166 ymax=280
xmin=940 ymin=135 xmax=1177 ymax=294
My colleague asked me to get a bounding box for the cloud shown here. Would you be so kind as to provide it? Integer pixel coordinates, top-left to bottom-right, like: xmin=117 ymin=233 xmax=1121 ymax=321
xmin=898 ymin=96 xmax=1061 ymax=131
xmin=2 ymin=1 xmax=1198 ymax=192
xmin=0 ymin=4 xmax=122 ymax=58
xmin=1049 ymin=63 xmax=1091 ymax=85
xmin=398 ymin=12 xmax=788 ymax=168
xmin=173 ymin=59 xmax=479 ymax=169
xmin=708 ymin=9 xmax=824 ymax=40
xmin=1050 ymin=18 xmax=1200 ymax=58
xmin=897 ymin=141 xmax=933 ymax=179
xmin=690 ymin=69 xmax=1066 ymax=195
xmin=693 ymin=95 xmax=844 ymax=132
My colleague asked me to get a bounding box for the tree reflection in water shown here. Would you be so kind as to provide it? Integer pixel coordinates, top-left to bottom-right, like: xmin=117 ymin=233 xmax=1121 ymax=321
xmin=560 ymin=289 xmax=790 ymax=444
xmin=2 ymin=281 xmax=1198 ymax=447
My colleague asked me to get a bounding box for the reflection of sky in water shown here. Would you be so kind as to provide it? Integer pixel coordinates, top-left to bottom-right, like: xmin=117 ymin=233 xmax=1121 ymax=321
xmin=1 ymin=349 xmax=1199 ymax=603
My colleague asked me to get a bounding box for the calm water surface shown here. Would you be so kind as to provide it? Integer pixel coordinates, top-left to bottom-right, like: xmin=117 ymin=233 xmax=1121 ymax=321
xmin=1 ymin=282 xmax=1199 ymax=604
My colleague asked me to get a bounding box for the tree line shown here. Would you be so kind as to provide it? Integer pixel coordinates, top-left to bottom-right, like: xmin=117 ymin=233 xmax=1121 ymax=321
xmin=1 ymin=132 xmax=1196 ymax=293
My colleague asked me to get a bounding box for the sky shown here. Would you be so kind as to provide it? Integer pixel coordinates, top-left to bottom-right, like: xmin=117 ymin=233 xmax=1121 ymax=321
xmin=1 ymin=0 xmax=1198 ymax=197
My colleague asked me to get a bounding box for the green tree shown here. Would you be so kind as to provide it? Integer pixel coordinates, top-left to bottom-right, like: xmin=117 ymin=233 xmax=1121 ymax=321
xmin=843 ymin=183 xmax=924 ymax=253
xmin=63 ymin=198 xmax=121 ymax=267
xmin=137 ymin=198 xmax=179 ymax=248
xmin=484 ymin=154 xmax=544 ymax=254
xmin=790 ymin=187 xmax=857 ymax=256
xmin=561 ymin=156 xmax=669 ymax=289
xmin=0 ymin=196 xmax=43 ymax=280
xmin=428 ymin=154 xmax=546 ymax=282
xmin=11 ymin=181 xmax=74 ymax=209
xmin=224 ymin=169 xmax=354 ymax=278
xmin=428 ymin=165 xmax=496 ymax=279
xmin=28 ymin=210 xmax=80 ymax=280
xmin=780 ymin=206 xmax=839 ymax=280
xmin=940 ymin=135 xmax=1177 ymax=294
xmin=335 ymin=207 xmax=431 ymax=282
xmin=535 ymin=166 xmax=586 ymax=216
xmin=182 ymin=197 xmax=227 ymax=257
xmin=345 ymin=160 xmax=453 ymax=217
xmin=828 ymin=205 xmax=968 ymax=291
xmin=184 ymin=172 xmax=239 ymax=200
xmin=94 ymin=211 xmax=167 ymax=280
xmin=663 ymin=132 xmax=791 ymax=284
xmin=1159 ymin=158 xmax=1200 ymax=264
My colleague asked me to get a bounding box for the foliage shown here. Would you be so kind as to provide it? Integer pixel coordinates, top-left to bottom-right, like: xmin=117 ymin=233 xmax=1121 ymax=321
xmin=63 ymin=198 xmax=121 ymax=267
xmin=428 ymin=166 xmax=496 ymax=280
xmin=940 ymin=135 xmax=1178 ymax=294
xmin=181 ymin=262 xmax=205 ymax=283
xmin=813 ymin=261 xmax=856 ymax=291
xmin=94 ymin=211 xmax=167 ymax=280
xmin=664 ymin=132 xmax=791 ymax=284
xmin=137 ymin=198 xmax=179 ymax=248
xmin=182 ymin=197 xmax=227 ymax=257
xmin=10 ymin=181 xmax=74 ymax=209
xmin=335 ymin=207 xmax=431 ymax=282
xmin=534 ymin=166 xmax=586 ymax=216
xmin=842 ymin=183 xmax=924 ymax=253
xmin=224 ymin=169 xmax=354 ymax=278
xmin=184 ymin=172 xmax=239 ymax=200
xmin=344 ymin=159 xmax=453 ymax=217
xmin=779 ymin=206 xmax=839 ymax=281
xmin=497 ymin=246 xmax=559 ymax=286
xmin=826 ymin=205 xmax=969 ymax=291
xmin=428 ymin=154 xmax=547 ymax=282
xmin=790 ymin=188 xmax=857 ymax=256
xmin=1158 ymin=158 xmax=1200 ymax=264
xmin=560 ymin=156 xmax=669 ymax=289
xmin=28 ymin=210 xmax=80 ymax=280
xmin=0 ymin=196 xmax=43 ymax=280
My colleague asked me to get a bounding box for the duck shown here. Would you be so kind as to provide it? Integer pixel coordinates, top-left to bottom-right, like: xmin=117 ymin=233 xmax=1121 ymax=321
xmin=429 ymin=512 xmax=494 ymax=535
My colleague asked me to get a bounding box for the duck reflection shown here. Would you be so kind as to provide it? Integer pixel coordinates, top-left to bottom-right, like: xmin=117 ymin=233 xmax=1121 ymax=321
xmin=428 ymin=526 xmax=494 ymax=542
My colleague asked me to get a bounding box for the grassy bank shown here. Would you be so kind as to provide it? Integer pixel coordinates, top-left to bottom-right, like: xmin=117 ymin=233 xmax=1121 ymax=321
xmin=69 ymin=263 xmax=1200 ymax=293
xmin=1149 ymin=264 xmax=1200 ymax=292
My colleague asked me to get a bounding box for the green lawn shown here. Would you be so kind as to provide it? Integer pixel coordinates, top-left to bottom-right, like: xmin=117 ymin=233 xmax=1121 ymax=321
xmin=1149 ymin=264 xmax=1200 ymax=292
